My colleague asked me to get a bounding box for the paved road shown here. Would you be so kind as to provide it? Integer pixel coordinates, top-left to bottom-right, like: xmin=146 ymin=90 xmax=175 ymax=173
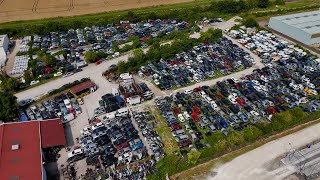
xmin=207 ymin=121 xmax=320 ymax=180
xmin=15 ymin=53 xmax=131 ymax=101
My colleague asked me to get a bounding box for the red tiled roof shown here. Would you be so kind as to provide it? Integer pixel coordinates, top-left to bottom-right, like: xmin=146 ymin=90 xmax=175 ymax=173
xmin=70 ymin=81 xmax=95 ymax=94
xmin=40 ymin=119 xmax=66 ymax=148
xmin=0 ymin=121 xmax=42 ymax=180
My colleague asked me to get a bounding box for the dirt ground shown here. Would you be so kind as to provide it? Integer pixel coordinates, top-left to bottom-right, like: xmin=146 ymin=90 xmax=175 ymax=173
xmin=0 ymin=0 xmax=194 ymax=23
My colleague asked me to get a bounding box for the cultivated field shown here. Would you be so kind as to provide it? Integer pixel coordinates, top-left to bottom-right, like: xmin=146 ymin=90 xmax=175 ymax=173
xmin=0 ymin=0 xmax=195 ymax=23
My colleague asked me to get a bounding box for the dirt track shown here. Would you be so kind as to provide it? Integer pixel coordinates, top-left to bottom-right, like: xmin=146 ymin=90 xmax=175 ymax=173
xmin=0 ymin=0 xmax=194 ymax=23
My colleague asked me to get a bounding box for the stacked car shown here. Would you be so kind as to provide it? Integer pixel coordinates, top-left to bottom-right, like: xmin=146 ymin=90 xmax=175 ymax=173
xmin=22 ymin=92 xmax=82 ymax=122
xmin=138 ymin=37 xmax=255 ymax=90
xmin=154 ymin=29 xmax=320 ymax=153
xmin=132 ymin=111 xmax=165 ymax=161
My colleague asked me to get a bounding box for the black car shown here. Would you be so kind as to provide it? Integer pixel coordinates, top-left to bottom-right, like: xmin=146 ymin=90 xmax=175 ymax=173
xmin=180 ymin=149 xmax=188 ymax=157
xmin=101 ymin=155 xmax=117 ymax=166
xmin=195 ymin=141 xmax=204 ymax=149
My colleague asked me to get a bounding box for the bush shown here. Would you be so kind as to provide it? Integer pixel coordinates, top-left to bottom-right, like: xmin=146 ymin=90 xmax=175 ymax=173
xmin=242 ymin=16 xmax=259 ymax=28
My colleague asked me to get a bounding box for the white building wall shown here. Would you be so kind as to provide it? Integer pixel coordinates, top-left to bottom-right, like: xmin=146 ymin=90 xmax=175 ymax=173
xmin=0 ymin=34 xmax=9 ymax=52
xmin=269 ymin=18 xmax=314 ymax=45
xmin=0 ymin=48 xmax=6 ymax=68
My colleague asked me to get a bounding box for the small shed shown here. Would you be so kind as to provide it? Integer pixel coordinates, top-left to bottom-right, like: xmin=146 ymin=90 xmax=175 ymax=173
xmin=70 ymin=81 xmax=97 ymax=98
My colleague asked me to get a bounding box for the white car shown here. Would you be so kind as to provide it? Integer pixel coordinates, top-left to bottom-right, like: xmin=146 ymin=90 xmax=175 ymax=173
xmin=250 ymin=111 xmax=260 ymax=117
xmin=309 ymin=89 xmax=318 ymax=95
xmin=183 ymin=112 xmax=191 ymax=120
xmin=30 ymin=80 xmax=40 ymax=86
xmin=210 ymin=101 xmax=218 ymax=109
xmin=230 ymin=77 xmax=239 ymax=83
xmin=177 ymin=114 xmax=185 ymax=122
xmin=306 ymin=82 xmax=315 ymax=89
xmin=185 ymin=89 xmax=193 ymax=94
xmin=63 ymin=72 xmax=74 ymax=78
xmin=228 ymin=95 xmax=237 ymax=104
xmin=54 ymin=72 xmax=63 ymax=77
xmin=299 ymin=97 xmax=309 ymax=104
xmin=91 ymin=122 xmax=105 ymax=130
xmin=68 ymin=148 xmax=84 ymax=158
xmin=80 ymin=127 xmax=91 ymax=137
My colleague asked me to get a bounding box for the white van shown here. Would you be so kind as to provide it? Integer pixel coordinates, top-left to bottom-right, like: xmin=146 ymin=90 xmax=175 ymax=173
xmin=116 ymin=108 xmax=129 ymax=117
xmin=112 ymin=88 xmax=120 ymax=96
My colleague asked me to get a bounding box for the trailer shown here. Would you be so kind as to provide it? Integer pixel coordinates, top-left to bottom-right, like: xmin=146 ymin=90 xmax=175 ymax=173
xmin=126 ymin=95 xmax=141 ymax=105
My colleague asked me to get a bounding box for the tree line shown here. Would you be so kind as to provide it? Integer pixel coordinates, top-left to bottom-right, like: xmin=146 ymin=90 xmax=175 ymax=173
xmin=115 ymin=29 xmax=223 ymax=74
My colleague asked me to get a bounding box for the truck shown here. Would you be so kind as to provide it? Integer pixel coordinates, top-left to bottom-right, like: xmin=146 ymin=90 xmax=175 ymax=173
xmin=115 ymin=95 xmax=126 ymax=107
xmin=126 ymin=95 xmax=141 ymax=105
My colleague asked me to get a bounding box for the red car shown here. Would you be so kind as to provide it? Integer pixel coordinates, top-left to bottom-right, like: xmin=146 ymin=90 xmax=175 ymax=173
xmin=95 ymin=60 xmax=103 ymax=65
xmin=193 ymin=106 xmax=200 ymax=115
xmin=172 ymin=108 xmax=181 ymax=115
xmin=178 ymin=139 xmax=192 ymax=148
xmin=116 ymin=142 xmax=129 ymax=151
xmin=236 ymin=98 xmax=245 ymax=106
xmin=191 ymin=112 xmax=200 ymax=122
xmin=193 ymin=87 xmax=202 ymax=92
xmin=274 ymin=97 xmax=285 ymax=104
xmin=233 ymin=84 xmax=241 ymax=90
xmin=170 ymin=124 xmax=182 ymax=131
xmin=215 ymin=93 xmax=223 ymax=100
xmin=266 ymin=106 xmax=277 ymax=114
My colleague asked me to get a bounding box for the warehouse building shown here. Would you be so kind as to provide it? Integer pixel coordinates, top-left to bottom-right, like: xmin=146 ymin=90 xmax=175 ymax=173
xmin=269 ymin=11 xmax=320 ymax=45
xmin=0 ymin=119 xmax=66 ymax=180
xmin=0 ymin=34 xmax=9 ymax=52
xmin=0 ymin=34 xmax=9 ymax=68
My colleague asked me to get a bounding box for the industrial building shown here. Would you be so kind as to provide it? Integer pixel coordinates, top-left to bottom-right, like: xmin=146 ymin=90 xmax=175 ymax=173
xmin=0 ymin=119 xmax=66 ymax=180
xmin=269 ymin=11 xmax=320 ymax=45
xmin=0 ymin=34 xmax=8 ymax=68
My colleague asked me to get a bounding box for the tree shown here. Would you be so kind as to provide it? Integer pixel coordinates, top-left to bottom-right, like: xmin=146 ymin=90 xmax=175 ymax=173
xmin=84 ymin=51 xmax=99 ymax=63
xmin=242 ymin=16 xmax=259 ymax=28
xmin=200 ymin=29 xmax=222 ymax=43
xmin=23 ymin=70 xmax=33 ymax=84
xmin=0 ymin=75 xmax=20 ymax=91
xmin=243 ymin=126 xmax=263 ymax=142
xmin=274 ymin=0 xmax=285 ymax=5
xmin=0 ymin=91 xmax=19 ymax=122
xmin=187 ymin=151 xmax=201 ymax=165
xmin=117 ymin=61 xmax=128 ymax=74
xmin=257 ymin=0 xmax=269 ymax=8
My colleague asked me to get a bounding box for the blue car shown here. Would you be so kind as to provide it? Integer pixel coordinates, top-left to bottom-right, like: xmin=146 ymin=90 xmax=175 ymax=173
xmin=130 ymin=139 xmax=143 ymax=151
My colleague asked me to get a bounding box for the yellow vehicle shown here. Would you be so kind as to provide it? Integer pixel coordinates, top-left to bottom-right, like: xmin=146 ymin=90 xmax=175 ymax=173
xmin=304 ymin=87 xmax=313 ymax=96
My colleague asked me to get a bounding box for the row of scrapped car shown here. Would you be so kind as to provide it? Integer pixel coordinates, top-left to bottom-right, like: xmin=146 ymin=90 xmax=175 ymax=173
xmin=68 ymin=112 xmax=148 ymax=171
xmin=232 ymin=29 xmax=320 ymax=111
xmin=29 ymin=19 xmax=190 ymax=51
xmin=102 ymin=111 xmax=164 ymax=179
xmin=20 ymin=92 xmax=82 ymax=122
xmin=154 ymin=31 xmax=320 ymax=154
xmin=138 ymin=37 xmax=255 ymax=90
xmin=133 ymin=111 xmax=165 ymax=162
xmin=94 ymin=82 xmax=154 ymax=117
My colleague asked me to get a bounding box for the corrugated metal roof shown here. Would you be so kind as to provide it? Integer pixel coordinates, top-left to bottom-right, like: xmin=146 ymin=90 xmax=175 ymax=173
xmin=70 ymin=81 xmax=95 ymax=94
xmin=0 ymin=121 xmax=42 ymax=180
xmin=272 ymin=11 xmax=320 ymax=35
xmin=40 ymin=119 xmax=66 ymax=148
